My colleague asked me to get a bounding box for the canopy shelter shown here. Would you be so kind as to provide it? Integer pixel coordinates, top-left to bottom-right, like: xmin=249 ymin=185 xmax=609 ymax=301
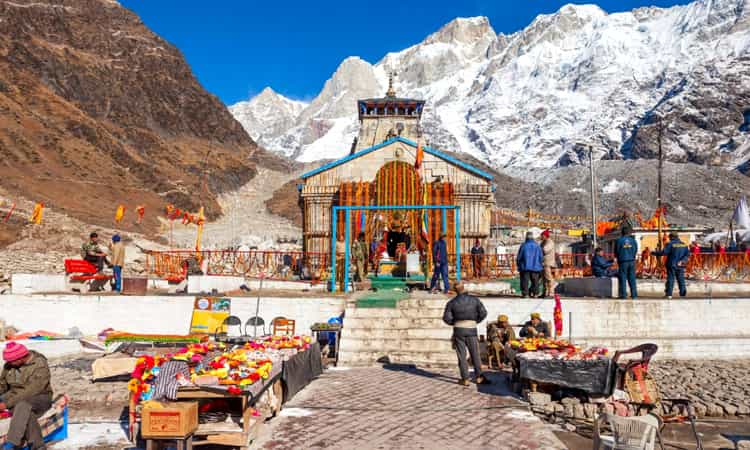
xmin=331 ymin=204 xmax=461 ymax=293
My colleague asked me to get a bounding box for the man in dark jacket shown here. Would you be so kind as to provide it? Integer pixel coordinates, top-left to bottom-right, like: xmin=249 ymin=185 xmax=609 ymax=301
xmin=516 ymin=231 xmax=543 ymax=298
xmin=615 ymin=226 xmax=638 ymax=299
xmin=442 ymin=283 xmax=489 ymax=385
xmin=519 ymin=312 xmax=551 ymax=338
xmin=429 ymin=233 xmax=450 ymax=294
xmin=0 ymin=343 xmax=53 ymax=449
xmin=652 ymin=232 xmax=690 ymax=298
xmin=591 ymin=247 xmax=615 ymax=278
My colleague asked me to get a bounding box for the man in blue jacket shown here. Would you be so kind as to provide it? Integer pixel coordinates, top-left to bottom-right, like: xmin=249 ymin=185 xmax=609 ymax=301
xmin=429 ymin=233 xmax=449 ymax=294
xmin=591 ymin=247 xmax=615 ymax=278
xmin=652 ymin=232 xmax=690 ymax=298
xmin=615 ymin=226 xmax=638 ymax=299
xmin=517 ymin=231 xmax=543 ymax=298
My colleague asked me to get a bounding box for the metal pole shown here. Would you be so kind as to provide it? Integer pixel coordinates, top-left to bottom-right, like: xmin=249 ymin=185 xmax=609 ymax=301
xmin=657 ymin=118 xmax=664 ymax=250
xmin=331 ymin=207 xmax=338 ymax=293
xmin=455 ymin=207 xmax=461 ymax=282
xmin=568 ymin=311 xmax=572 ymax=343
xmin=589 ymin=145 xmax=598 ymax=248
xmin=253 ymin=276 xmax=263 ymax=337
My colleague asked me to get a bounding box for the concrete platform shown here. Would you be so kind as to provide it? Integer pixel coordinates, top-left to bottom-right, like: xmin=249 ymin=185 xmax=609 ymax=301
xmin=561 ymin=276 xmax=750 ymax=298
xmin=1 ymin=292 xmax=749 ymax=361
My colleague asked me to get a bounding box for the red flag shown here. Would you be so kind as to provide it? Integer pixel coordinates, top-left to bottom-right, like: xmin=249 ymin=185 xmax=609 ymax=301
xmin=553 ymin=294 xmax=563 ymax=338
xmin=3 ymin=202 xmax=15 ymax=223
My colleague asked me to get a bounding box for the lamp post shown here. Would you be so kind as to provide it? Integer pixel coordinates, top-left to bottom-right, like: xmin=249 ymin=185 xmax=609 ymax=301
xmin=577 ymin=142 xmax=598 ymax=248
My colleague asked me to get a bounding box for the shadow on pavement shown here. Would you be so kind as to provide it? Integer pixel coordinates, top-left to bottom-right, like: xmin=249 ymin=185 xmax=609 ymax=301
xmin=381 ymin=363 xmax=459 ymax=385
xmin=381 ymin=363 xmax=524 ymax=401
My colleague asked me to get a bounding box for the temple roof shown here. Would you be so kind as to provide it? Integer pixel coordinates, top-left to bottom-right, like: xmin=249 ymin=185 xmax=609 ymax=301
xmin=299 ymin=136 xmax=494 ymax=181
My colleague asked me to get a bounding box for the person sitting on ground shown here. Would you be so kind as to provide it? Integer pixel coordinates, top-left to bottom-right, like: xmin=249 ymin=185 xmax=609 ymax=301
xmin=0 ymin=342 xmax=53 ymax=450
xmin=519 ymin=312 xmax=551 ymax=339
xmin=442 ymin=282 xmax=490 ymax=386
xmin=81 ymin=232 xmax=111 ymax=273
xmin=591 ymin=247 xmax=615 ymax=278
xmin=486 ymin=314 xmax=515 ymax=368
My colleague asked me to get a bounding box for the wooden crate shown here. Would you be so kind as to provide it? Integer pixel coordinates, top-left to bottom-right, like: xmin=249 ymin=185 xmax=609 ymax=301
xmin=141 ymin=401 xmax=198 ymax=438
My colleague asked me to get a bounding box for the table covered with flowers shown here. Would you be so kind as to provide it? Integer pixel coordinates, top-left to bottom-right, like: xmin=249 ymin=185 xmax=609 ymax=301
xmin=127 ymin=334 xmax=321 ymax=446
xmin=511 ymin=338 xmax=615 ymax=396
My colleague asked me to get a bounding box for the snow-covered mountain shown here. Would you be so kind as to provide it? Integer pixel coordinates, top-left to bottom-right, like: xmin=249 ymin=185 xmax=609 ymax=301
xmin=231 ymin=0 xmax=750 ymax=172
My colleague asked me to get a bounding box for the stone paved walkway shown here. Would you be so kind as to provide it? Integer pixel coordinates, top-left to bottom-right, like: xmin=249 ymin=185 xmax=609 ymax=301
xmin=258 ymin=366 xmax=566 ymax=450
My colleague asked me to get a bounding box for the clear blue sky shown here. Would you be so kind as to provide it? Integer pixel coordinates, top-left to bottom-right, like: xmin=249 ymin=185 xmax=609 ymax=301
xmin=120 ymin=0 xmax=689 ymax=105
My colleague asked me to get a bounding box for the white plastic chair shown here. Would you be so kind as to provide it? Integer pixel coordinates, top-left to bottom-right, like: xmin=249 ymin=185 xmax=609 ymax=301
xmin=593 ymin=412 xmax=661 ymax=450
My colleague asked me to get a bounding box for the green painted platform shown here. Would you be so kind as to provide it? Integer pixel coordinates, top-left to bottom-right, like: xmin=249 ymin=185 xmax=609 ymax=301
xmin=355 ymin=289 xmax=408 ymax=308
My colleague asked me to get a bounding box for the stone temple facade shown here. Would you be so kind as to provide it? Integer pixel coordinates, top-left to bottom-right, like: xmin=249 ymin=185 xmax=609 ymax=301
xmin=298 ymin=82 xmax=495 ymax=264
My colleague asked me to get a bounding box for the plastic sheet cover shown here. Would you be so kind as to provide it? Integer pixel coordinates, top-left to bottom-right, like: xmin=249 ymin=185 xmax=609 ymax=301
xmin=518 ymin=356 xmax=615 ymax=395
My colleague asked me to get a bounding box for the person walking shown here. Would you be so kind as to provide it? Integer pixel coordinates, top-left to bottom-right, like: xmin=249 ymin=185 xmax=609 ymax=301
xmin=615 ymin=226 xmax=639 ymax=299
xmin=442 ymin=283 xmax=489 ymax=386
xmin=109 ymin=234 xmax=125 ymax=292
xmin=429 ymin=233 xmax=449 ymax=294
xmin=516 ymin=231 xmax=543 ymax=298
xmin=470 ymin=239 xmax=485 ymax=278
xmin=652 ymin=232 xmax=690 ymax=298
xmin=540 ymin=229 xmax=555 ymax=298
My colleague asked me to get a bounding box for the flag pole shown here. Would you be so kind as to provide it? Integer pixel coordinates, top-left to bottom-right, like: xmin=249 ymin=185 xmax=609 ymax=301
xmin=656 ymin=116 xmax=664 ymax=250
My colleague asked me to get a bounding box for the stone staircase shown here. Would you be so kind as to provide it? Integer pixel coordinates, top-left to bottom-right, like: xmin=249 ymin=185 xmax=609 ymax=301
xmin=338 ymin=292 xmax=459 ymax=367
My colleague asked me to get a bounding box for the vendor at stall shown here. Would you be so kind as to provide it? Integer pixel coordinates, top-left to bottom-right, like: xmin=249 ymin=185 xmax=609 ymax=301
xmin=486 ymin=314 xmax=515 ymax=367
xmin=0 ymin=343 xmax=53 ymax=450
xmin=519 ymin=312 xmax=551 ymax=338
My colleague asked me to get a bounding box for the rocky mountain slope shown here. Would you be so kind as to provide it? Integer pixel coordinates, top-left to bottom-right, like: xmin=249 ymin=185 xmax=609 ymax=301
xmin=232 ymin=0 xmax=750 ymax=173
xmin=0 ymin=0 xmax=288 ymax=237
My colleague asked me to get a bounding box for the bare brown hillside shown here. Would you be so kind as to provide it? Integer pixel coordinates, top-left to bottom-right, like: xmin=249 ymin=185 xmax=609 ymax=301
xmin=0 ymin=0 xmax=289 ymax=237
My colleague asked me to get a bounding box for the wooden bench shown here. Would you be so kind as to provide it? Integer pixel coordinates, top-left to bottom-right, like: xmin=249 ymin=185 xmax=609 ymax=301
xmin=64 ymin=259 xmax=112 ymax=292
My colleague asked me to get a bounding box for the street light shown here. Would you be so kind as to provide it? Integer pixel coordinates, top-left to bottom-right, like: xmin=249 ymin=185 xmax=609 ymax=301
xmin=576 ymin=142 xmax=598 ymax=248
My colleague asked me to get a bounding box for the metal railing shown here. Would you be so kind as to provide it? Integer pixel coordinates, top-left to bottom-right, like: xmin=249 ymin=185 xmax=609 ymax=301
xmin=145 ymin=249 xmax=750 ymax=283
xmin=145 ymin=250 xmax=330 ymax=282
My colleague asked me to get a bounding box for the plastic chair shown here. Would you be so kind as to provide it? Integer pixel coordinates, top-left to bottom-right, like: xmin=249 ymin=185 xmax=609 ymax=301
xmin=272 ymin=317 xmax=296 ymax=336
xmin=325 ymin=316 xmax=343 ymax=353
xmin=244 ymin=316 xmax=265 ymax=337
xmin=215 ymin=315 xmax=242 ymax=340
xmin=593 ymin=412 xmax=661 ymax=450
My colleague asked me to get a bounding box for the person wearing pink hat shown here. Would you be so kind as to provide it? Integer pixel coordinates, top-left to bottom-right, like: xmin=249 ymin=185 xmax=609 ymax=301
xmin=0 ymin=342 xmax=53 ymax=449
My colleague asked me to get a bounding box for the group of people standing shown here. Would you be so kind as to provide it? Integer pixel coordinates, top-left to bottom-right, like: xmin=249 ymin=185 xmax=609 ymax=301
xmin=515 ymin=229 xmax=556 ymax=298
xmin=591 ymin=226 xmax=691 ymax=299
xmin=81 ymin=231 xmax=125 ymax=292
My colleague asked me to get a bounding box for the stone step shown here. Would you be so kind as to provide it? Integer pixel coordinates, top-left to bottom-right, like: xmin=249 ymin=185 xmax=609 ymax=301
xmin=344 ymin=327 xmax=452 ymax=340
xmin=343 ymin=317 xmax=447 ymax=329
xmin=339 ymin=337 xmax=454 ymax=353
xmin=346 ymin=307 xmax=444 ymax=319
xmin=338 ymin=349 xmax=458 ymax=367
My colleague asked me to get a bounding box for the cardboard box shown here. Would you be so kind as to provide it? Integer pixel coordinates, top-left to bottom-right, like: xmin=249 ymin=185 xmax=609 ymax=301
xmin=141 ymin=401 xmax=198 ymax=438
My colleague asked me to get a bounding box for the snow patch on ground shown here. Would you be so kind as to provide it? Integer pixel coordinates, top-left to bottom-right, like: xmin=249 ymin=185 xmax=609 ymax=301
xmin=51 ymin=423 xmax=129 ymax=449
xmin=279 ymin=408 xmax=314 ymax=417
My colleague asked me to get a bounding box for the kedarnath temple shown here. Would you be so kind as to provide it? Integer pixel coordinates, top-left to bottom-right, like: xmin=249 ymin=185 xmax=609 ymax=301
xmin=298 ymin=77 xmax=495 ymax=269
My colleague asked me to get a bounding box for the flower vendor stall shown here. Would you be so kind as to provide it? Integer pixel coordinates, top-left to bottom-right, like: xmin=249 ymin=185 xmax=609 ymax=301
xmin=127 ymin=335 xmax=322 ymax=448
xmin=510 ymin=338 xmax=616 ymax=396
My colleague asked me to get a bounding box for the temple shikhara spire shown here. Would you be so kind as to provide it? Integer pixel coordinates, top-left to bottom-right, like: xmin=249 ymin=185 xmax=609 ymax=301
xmin=386 ymin=71 xmax=397 ymax=98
